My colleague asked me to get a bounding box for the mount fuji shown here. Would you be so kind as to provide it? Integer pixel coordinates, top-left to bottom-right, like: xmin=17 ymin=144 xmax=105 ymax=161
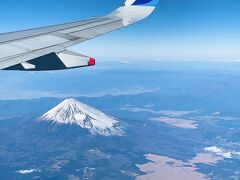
xmin=41 ymin=98 xmax=124 ymax=136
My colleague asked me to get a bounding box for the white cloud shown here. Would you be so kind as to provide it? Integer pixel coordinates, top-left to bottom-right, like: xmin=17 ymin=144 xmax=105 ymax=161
xmin=16 ymin=169 xmax=40 ymax=174
xmin=212 ymin=112 xmax=220 ymax=116
xmin=205 ymin=146 xmax=240 ymax=159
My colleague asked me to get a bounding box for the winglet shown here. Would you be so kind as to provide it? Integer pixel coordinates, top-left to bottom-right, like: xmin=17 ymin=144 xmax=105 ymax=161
xmin=125 ymin=0 xmax=159 ymax=7
xmin=109 ymin=0 xmax=159 ymax=27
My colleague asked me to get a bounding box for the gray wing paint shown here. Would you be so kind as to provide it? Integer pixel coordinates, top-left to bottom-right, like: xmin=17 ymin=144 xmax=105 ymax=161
xmin=0 ymin=0 xmax=158 ymax=71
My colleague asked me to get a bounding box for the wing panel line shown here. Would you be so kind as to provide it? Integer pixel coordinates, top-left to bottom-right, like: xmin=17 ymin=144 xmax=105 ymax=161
xmin=0 ymin=18 xmax=113 ymax=44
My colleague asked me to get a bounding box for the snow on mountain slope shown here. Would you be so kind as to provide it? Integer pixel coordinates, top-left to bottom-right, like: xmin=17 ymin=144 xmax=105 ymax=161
xmin=41 ymin=98 xmax=124 ymax=136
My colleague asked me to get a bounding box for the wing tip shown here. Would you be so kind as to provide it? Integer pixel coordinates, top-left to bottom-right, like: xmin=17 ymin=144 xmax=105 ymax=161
xmin=88 ymin=58 xmax=96 ymax=66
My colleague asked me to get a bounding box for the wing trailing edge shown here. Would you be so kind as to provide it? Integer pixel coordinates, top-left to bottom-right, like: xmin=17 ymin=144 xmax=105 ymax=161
xmin=4 ymin=51 xmax=95 ymax=71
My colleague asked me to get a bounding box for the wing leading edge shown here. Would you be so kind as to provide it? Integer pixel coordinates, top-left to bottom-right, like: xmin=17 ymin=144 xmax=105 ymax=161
xmin=0 ymin=0 xmax=159 ymax=71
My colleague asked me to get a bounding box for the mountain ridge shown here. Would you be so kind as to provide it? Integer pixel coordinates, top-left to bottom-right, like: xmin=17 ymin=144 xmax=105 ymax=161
xmin=41 ymin=98 xmax=124 ymax=136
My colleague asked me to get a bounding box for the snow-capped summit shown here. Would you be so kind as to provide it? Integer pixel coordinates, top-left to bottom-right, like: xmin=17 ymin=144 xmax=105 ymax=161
xmin=41 ymin=98 xmax=123 ymax=136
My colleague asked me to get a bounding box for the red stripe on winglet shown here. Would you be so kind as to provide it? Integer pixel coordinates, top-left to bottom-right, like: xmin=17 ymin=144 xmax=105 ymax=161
xmin=88 ymin=58 xmax=96 ymax=66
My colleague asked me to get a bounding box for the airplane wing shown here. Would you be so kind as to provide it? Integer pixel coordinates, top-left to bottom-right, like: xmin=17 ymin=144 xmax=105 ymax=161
xmin=0 ymin=0 xmax=159 ymax=71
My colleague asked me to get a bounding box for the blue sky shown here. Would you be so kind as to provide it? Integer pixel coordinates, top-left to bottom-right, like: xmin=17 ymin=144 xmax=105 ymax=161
xmin=0 ymin=0 xmax=240 ymax=60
